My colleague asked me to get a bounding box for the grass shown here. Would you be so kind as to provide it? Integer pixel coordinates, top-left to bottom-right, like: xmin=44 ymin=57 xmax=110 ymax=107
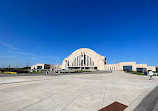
xmin=125 ymin=71 xmax=145 ymax=75
xmin=29 ymin=71 xmax=45 ymax=73
xmin=126 ymin=71 xmax=158 ymax=76
xmin=75 ymin=70 xmax=92 ymax=73
xmin=153 ymin=74 xmax=158 ymax=76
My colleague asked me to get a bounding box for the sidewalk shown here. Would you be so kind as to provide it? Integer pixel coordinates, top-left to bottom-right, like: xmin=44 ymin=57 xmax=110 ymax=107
xmin=0 ymin=71 xmax=157 ymax=111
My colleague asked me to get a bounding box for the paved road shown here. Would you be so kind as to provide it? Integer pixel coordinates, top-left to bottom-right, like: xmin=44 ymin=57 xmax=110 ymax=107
xmin=134 ymin=86 xmax=158 ymax=111
xmin=0 ymin=71 xmax=157 ymax=111
xmin=0 ymin=73 xmax=49 ymax=77
xmin=0 ymin=71 xmax=112 ymax=77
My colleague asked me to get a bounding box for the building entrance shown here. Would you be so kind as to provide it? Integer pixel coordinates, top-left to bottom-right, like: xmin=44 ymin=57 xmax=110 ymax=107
xmin=123 ymin=66 xmax=132 ymax=71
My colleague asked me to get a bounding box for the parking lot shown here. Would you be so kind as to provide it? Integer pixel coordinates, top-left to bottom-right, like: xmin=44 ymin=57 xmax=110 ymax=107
xmin=0 ymin=71 xmax=157 ymax=111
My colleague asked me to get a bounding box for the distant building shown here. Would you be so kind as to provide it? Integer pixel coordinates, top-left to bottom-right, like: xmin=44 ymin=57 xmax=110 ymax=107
xmin=105 ymin=62 xmax=156 ymax=72
xmin=31 ymin=64 xmax=61 ymax=70
xmin=50 ymin=64 xmax=61 ymax=70
xmin=31 ymin=64 xmax=50 ymax=70
xmin=31 ymin=48 xmax=156 ymax=72
xmin=61 ymin=48 xmax=156 ymax=71
xmin=156 ymin=66 xmax=158 ymax=72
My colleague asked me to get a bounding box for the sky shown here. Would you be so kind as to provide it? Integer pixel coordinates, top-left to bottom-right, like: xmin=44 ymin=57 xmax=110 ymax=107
xmin=0 ymin=0 xmax=158 ymax=67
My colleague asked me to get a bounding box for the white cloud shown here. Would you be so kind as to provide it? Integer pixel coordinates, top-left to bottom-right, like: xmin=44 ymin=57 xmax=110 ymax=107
xmin=0 ymin=55 xmax=16 ymax=58
xmin=0 ymin=41 xmax=16 ymax=49
xmin=8 ymin=51 xmax=35 ymax=56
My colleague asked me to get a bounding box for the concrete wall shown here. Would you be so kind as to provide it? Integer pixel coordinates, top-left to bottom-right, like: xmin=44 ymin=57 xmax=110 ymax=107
xmin=105 ymin=62 xmax=156 ymax=72
xmin=31 ymin=64 xmax=45 ymax=70
xmin=104 ymin=64 xmax=119 ymax=70
xmin=50 ymin=65 xmax=61 ymax=70
xmin=31 ymin=64 xmax=61 ymax=70
xmin=119 ymin=62 xmax=137 ymax=71
xmin=136 ymin=64 xmax=148 ymax=68
xmin=105 ymin=62 xmax=137 ymax=71
xmin=147 ymin=66 xmax=156 ymax=71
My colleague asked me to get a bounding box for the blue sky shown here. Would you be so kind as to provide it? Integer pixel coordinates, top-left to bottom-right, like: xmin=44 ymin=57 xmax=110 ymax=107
xmin=0 ymin=0 xmax=158 ymax=67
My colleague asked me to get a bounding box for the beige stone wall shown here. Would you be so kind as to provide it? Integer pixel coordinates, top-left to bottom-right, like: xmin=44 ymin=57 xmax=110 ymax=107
xmin=136 ymin=64 xmax=147 ymax=68
xmin=105 ymin=62 xmax=156 ymax=72
xmin=31 ymin=64 xmax=45 ymax=69
xmin=50 ymin=65 xmax=61 ymax=70
xmin=147 ymin=66 xmax=156 ymax=71
xmin=104 ymin=64 xmax=119 ymax=70
xmin=61 ymin=58 xmax=67 ymax=69
xmin=31 ymin=64 xmax=61 ymax=70
xmin=119 ymin=62 xmax=137 ymax=71
xmin=105 ymin=62 xmax=137 ymax=71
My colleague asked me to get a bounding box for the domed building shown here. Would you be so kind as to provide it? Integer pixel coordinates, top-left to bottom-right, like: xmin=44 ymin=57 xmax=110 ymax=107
xmin=61 ymin=48 xmax=107 ymax=70
xmin=61 ymin=48 xmax=156 ymax=72
xmin=31 ymin=48 xmax=156 ymax=72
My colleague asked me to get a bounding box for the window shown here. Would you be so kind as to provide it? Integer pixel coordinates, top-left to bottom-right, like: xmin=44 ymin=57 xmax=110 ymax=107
xmin=37 ymin=66 xmax=42 ymax=69
xmin=84 ymin=54 xmax=86 ymax=66
xmin=74 ymin=58 xmax=76 ymax=66
xmin=123 ymin=66 xmax=132 ymax=71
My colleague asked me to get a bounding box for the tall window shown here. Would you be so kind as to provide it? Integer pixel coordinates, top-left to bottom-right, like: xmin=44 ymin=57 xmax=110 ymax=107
xmin=84 ymin=55 xmax=86 ymax=66
xmin=72 ymin=55 xmax=94 ymax=67
xmin=87 ymin=56 xmax=89 ymax=66
xmin=90 ymin=57 xmax=91 ymax=66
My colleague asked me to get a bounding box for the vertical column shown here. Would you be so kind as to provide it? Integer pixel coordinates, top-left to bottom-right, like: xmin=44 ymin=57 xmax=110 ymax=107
xmin=82 ymin=53 xmax=84 ymax=67
xmin=87 ymin=56 xmax=88 ymax=66
xmin=80 ymin=55 xmax=81 ymax=66
xmin=79 ymin=55 xmax=80 ymax=66
xmin=80 ymin=52 xmax=82 ymax=70
xmin=92 ymin=61 xmax=94 ymax=69
xmin=90 ymin=58 xmax=91 ymax=66
xmin=81 ymin=52 xmax=82 ymax=67
xmin=89 ymin=56 xmax=90 ymax=67
xmin=77 ymin=56 xmax=78 ymax=66
xmin=78 ymin=56 xmax=79 ymax=66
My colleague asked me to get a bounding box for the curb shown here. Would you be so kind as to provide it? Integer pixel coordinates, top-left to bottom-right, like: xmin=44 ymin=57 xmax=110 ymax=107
xmin=124 ymin=85 xmax=157 ymax=111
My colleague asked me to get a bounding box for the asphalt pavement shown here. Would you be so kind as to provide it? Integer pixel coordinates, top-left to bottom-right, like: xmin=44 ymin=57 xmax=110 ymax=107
xmin=0 ymin=70 xmax=112 ymax=77
xmin=134 ymin=86 xmax=158 ymax=111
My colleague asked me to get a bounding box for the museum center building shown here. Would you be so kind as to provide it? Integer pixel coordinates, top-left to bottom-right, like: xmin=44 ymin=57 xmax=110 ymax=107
xmin=61 ymin=48 xmax=156 ymax=72
xmin=31 ymin=48 xmax=157 ymax=72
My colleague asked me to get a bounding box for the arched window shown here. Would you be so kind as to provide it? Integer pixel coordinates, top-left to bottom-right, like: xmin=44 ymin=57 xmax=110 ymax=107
xmin=71 ymin=54 xmax=94 ymax=67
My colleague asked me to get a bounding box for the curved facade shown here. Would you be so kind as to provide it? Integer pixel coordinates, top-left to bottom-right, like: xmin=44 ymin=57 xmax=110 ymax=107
xmin=61 ymin=48 xmax=107 ymax=70
xmin=31 ymin=48 xmax=156 ymax=72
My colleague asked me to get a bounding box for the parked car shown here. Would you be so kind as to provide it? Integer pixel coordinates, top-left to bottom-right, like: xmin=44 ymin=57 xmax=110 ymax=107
xmin=4 ymin=71 xmax=17 ymax=74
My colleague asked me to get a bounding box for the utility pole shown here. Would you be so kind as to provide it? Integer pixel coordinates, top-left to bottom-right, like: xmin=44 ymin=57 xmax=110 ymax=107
xmin=8 ymin=65 xmax=10 ymax=69
xmin=26 ymin=62 xmax=29 ymax=67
